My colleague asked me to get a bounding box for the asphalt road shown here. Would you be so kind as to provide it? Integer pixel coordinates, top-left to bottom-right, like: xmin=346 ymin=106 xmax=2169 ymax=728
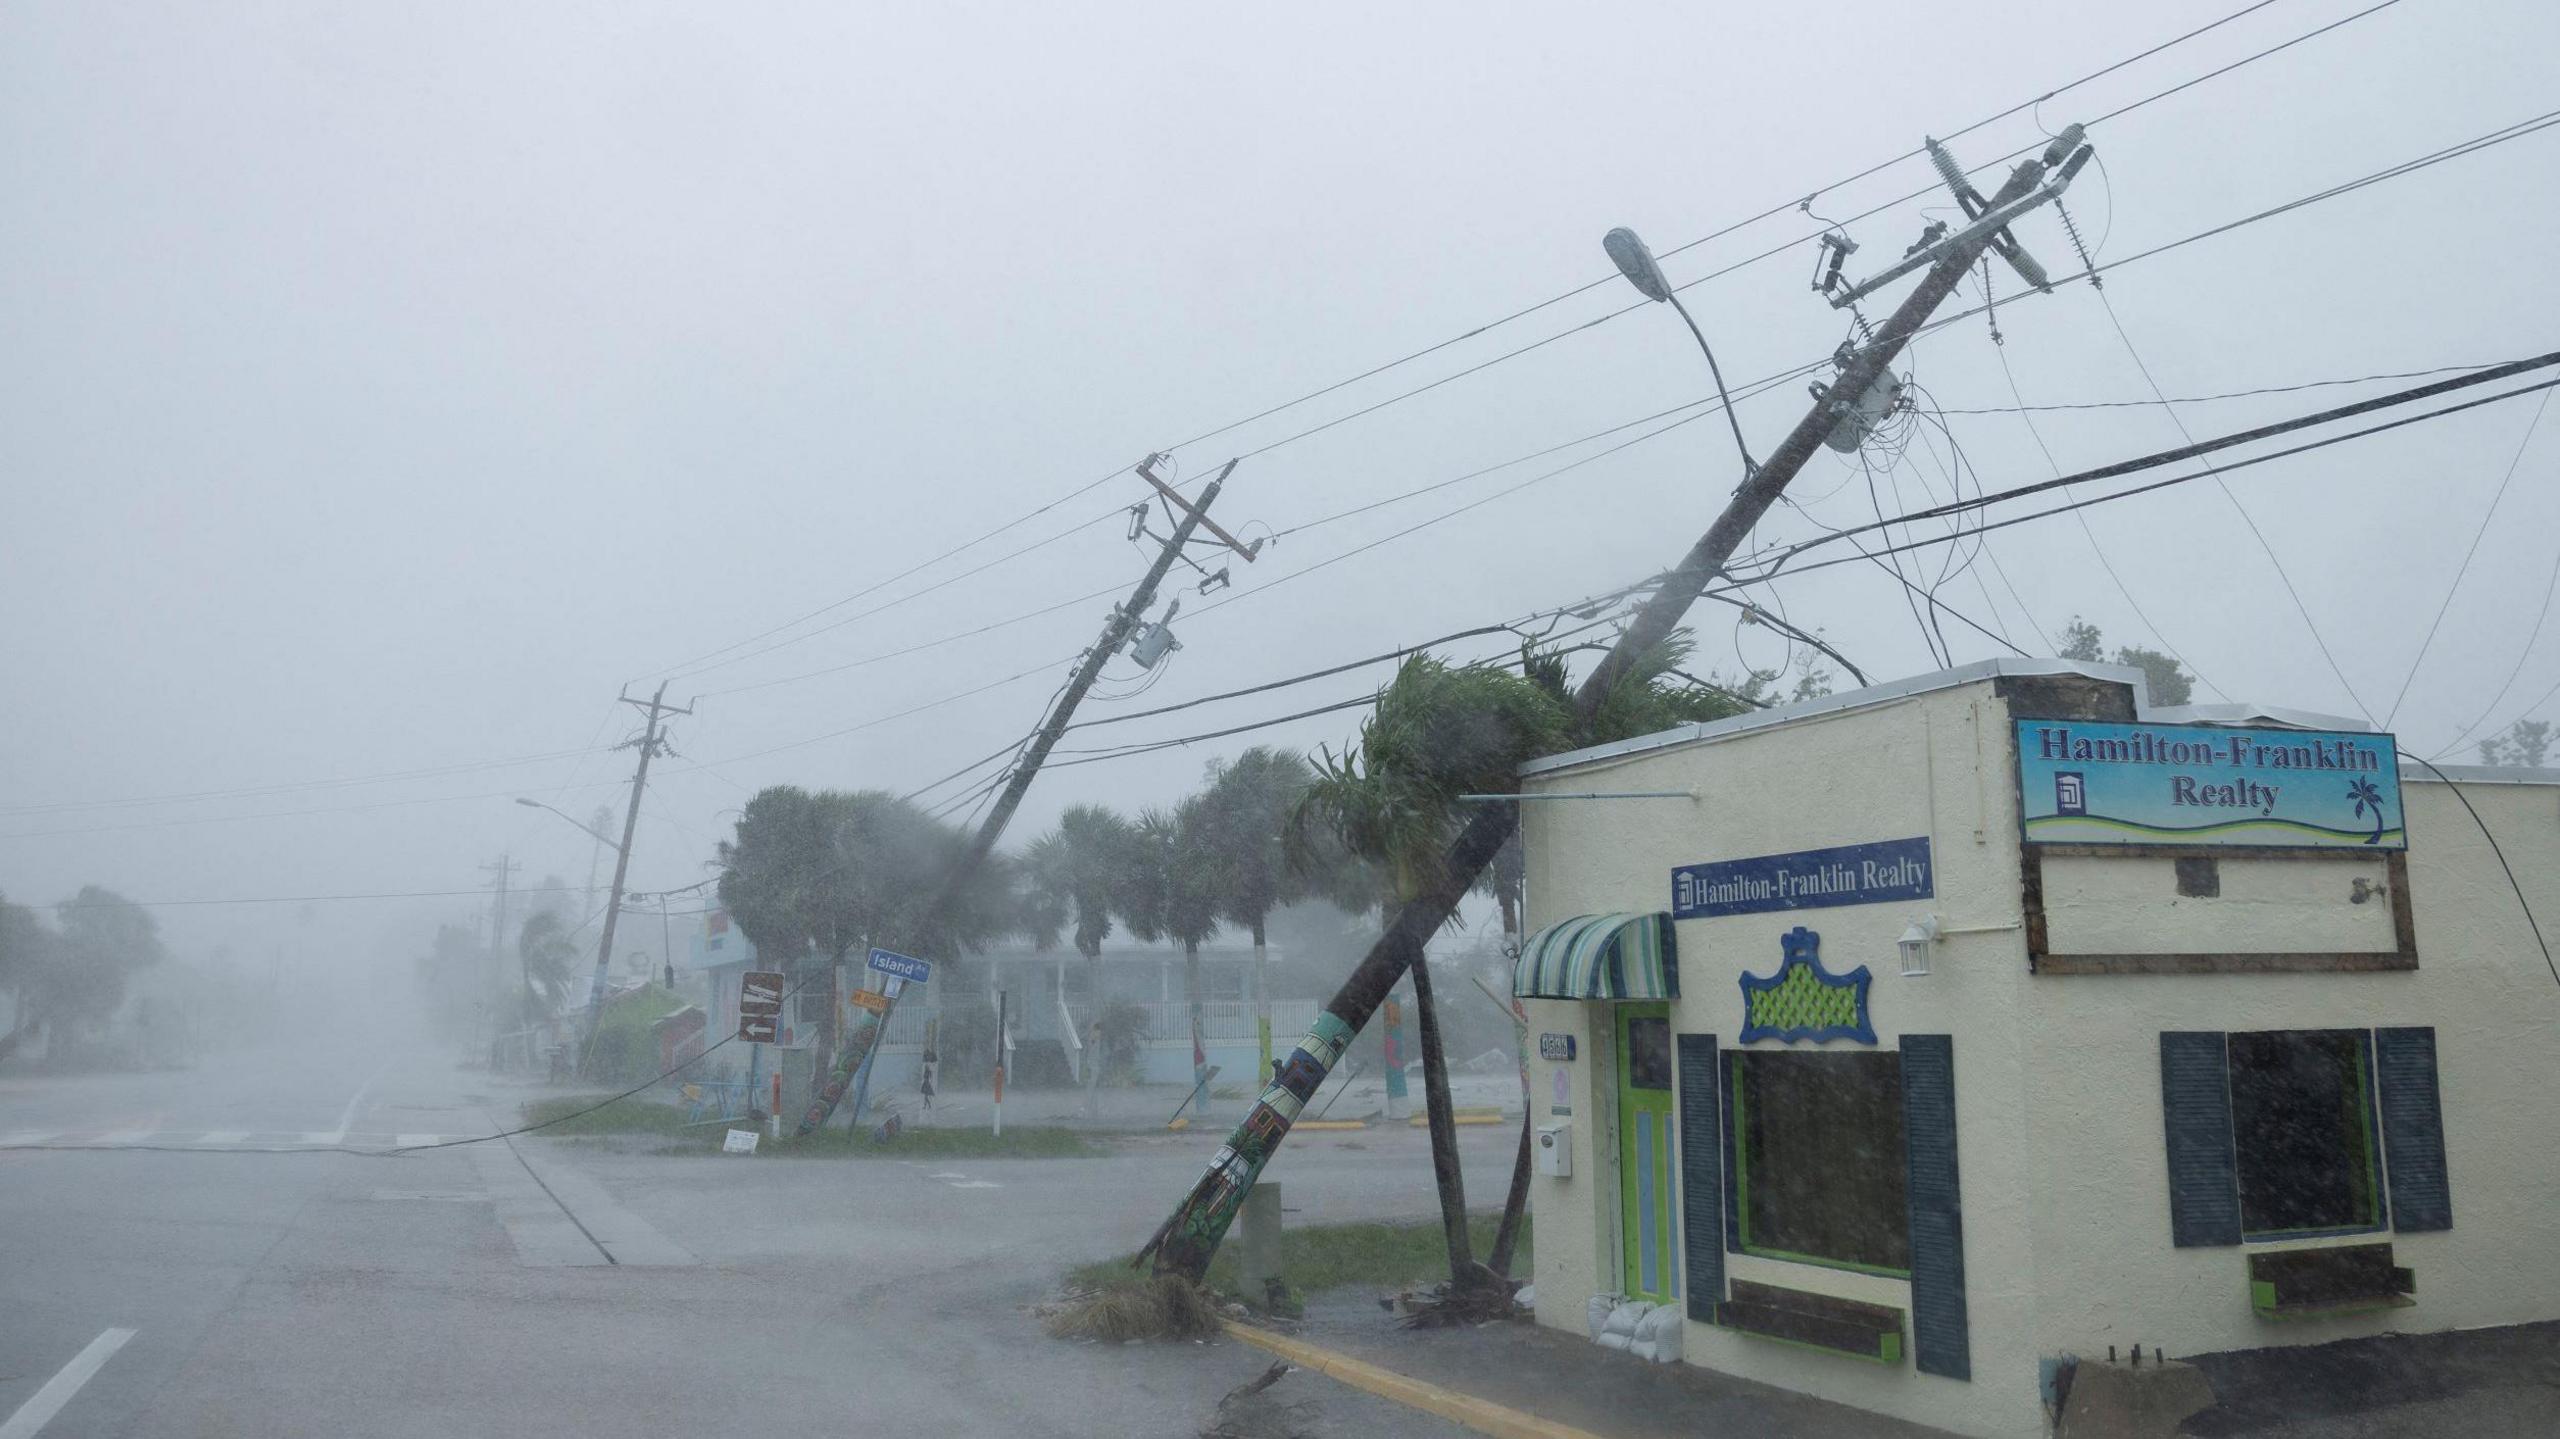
xmin=0 ymin=1025 xmax=1509 ymax=1438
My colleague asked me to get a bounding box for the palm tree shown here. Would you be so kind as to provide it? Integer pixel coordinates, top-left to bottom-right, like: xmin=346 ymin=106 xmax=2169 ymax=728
xmin=1294 ymin=654 xmax=1572 ymax=1289
xmin=1195 ymin=748 xmax=1315 ymax=1083
xmin=1286 ymin=636 xmax=1759 ymax=1289
xmin=718 ymin=786 xmax=1016 ymax=1089
xmin=1025 ymin=804 xmax=1137 ymax=1097
xmin=1122 ymin=798 xmax=1225 ymax=1118
xmin=515 ymin=910 xmax=580 ymax=1027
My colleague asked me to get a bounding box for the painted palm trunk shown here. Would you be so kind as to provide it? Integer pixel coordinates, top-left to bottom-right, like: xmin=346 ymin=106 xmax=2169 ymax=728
xmin=1145 ymin=1010 xmax=1356 ymax=1276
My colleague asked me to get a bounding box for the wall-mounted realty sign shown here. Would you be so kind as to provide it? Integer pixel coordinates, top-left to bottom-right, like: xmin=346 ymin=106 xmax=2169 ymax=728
xmin=1671 ymin=836 xmax=1933 ymax=920
xmin=2016 ymin=720 xmax=2404 ymax=850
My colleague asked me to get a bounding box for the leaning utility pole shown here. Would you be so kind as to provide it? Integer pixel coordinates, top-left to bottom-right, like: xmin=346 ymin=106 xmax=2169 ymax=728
xmin=1145 ymin=127 xmax=2094 ymax=1282
xmin=481 ymin=852 xmax=521 ymax=989
xmin=581 ymin=681 xmax=690 ymax=1058
xmin=479 ymin=853 xmax=520 ymax=1057
xmin=795 ymin=455 xmax=1257 ymax=1135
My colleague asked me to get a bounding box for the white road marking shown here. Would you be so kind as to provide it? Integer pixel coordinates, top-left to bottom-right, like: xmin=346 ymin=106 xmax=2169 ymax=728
xmin=298 ymin=1132 xmax=337 ymax=1146
xmin=0 ymin=1327 xmax=136 ymax=1439
xmin=926 ymin=1171 xmax=969 ymax=1180
xmin=95 ymin=1130 xmax=154 ymax=1146
xmin=328 ymin=1061 xmax=389 ymax=1144
xmin=0 ymin=1133 xmax=55 ymax=1147
xmin=199 ymin=1131 xmax=248 ymax=1145
xmin=394 ymin=1133 xmax=439 ymax=1149
xmin=947 ymin=1180 xmax=1000 ymax=1190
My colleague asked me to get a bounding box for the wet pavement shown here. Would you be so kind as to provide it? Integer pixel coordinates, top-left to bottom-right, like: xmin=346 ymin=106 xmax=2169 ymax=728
xmin=0 ymin=1026 xmax=1507 ymax=1438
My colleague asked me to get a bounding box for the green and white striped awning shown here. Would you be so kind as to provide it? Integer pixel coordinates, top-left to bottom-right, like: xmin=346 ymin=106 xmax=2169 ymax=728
xmin=1512 ymin=912 xmax=1679 ymax=1001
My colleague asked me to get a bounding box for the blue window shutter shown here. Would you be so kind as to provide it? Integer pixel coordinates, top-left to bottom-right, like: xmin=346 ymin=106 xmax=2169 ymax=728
xmin=1676 ymin=1033 xmax=1723 ymax=1321
xmin=2377 ymin=1026 xmax=2452 ymax=1232
xmin=1901 ymin=1034 xmax=1969 ymax=1380
xmin=2159 ymin=1031 xmax=2241 ymax=1247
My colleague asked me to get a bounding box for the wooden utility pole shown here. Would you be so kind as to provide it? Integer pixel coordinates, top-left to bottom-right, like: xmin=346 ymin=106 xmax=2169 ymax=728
xmin=479 ymin=853 xmax=519 ymax=1058
xmin=581 ymin=681 xmax=690 ymax=1059
xmin=1146 ymin=134 xmax=2091 ymax=1282
xmin=795 ymin=456 xmax=1256 ymax=1135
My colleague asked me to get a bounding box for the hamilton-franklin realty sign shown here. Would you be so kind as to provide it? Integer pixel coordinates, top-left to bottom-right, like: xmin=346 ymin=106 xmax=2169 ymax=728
xmin=2015 ymin=719 xmax=2404 ymax=850
xmin=1672 ymin=837 xmax=1933 ymax=920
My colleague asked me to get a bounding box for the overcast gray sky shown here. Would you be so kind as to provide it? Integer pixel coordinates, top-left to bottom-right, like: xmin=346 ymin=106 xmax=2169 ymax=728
xmin=5 ymin=0 xmax=2554 ymax=969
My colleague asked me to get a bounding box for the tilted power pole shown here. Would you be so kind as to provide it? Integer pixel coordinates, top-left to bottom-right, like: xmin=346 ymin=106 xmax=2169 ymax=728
xmin=795 ymin=455 xmax=1256 ymax=1135
xmin=1146 ymin=129 xmax=2095 ymax=1282
xmin=581 ymin=681 xmax=691 ymax=1060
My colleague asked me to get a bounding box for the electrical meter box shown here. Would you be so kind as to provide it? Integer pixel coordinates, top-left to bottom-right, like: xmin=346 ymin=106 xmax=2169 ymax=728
xmin=1536 ymin=1122 xmax=1572 ymax=1177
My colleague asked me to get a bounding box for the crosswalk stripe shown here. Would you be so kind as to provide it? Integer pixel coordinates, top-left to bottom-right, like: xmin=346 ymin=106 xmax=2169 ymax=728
xmin=200 ymin=1131 xmax=248 ymax=1145
xmin=394 ymin=1133 xmax=439 ymax=1148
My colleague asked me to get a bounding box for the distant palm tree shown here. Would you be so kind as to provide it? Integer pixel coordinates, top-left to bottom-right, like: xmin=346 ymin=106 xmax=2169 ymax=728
xmin=515 ymin=910 xmax=580 ymax=1025
xmin=1195 ymin=748 xmax=1316 ymax=1082
xmin=1122 ymin=798 xmax=1225 ymax=1117
xmin=1025 ymin=804 xmax=1138 ymax=1096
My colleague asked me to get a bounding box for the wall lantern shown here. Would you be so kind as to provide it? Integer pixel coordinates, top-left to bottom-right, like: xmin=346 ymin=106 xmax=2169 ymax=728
xmin=1897 ymin=915 xmax=1942 ymax=977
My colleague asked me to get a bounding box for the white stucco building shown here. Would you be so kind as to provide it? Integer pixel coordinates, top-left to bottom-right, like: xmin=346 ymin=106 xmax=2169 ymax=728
xmin=1511 ymin=658 xmax=2560 ymax=1438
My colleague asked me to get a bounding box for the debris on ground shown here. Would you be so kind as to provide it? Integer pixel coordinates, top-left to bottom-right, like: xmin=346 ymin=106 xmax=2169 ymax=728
xmin=1200 ymin=1362 xmax=1317 ymax=1439
xmin=1382 ymin=1262 xmax=1529 ymax=1328
xmin=1040 ymin=1273 xmax=1227 ymax=1342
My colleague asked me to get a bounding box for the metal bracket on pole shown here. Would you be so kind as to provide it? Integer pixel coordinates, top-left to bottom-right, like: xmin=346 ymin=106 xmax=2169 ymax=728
xmin=1137 ymin=453 xmax=1262 ymax=564
xmin=1828 ymin=125 xmax=2092 ymax=310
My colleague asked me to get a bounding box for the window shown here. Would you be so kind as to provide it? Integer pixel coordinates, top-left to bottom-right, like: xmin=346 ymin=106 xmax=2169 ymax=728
xmin=1727 ymin=1050 xmax=1909 ymax=1275
xmin=1626 ymin=1015 xmax=1672 ymax=1091
xmin=2228 ymin=1029 xmax=2383 ymax=1238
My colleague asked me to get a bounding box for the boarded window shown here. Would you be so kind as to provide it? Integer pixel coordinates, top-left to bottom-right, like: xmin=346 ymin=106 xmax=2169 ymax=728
xmin=2229 ymin=1029 xmax=2384 ymax=1238
xmin=1727 ymin=1050 xmax=1908 ymax=1275
xmin=1627 ymin=1015 xmax=1673 ymax=1091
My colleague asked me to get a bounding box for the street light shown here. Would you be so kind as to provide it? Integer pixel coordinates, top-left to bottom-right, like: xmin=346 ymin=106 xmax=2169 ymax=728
xmin=1604 ymin=226 xmax=1758 ymax=479
xmin=515 ymin=796 xmax=623 ymax=852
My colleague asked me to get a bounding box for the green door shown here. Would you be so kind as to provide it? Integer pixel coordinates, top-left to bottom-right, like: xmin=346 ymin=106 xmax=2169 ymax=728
xmin=1617 ymin=1003 xmax=1677 ymax=1303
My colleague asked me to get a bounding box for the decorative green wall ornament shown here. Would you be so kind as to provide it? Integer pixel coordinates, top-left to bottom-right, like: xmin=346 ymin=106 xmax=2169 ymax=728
xmin=1738 ymin=926 xmax=1875 ymax=1045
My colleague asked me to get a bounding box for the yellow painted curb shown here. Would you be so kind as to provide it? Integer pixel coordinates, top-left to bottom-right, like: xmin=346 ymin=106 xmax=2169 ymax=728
xmin=1410 ymin=1112 xmax=1509 ymax=1127
xmin=1225 ymin=1322 xmax=1602 ymax=1439
xmin=1295 ymin=1119 xmax=1370 ymax=1131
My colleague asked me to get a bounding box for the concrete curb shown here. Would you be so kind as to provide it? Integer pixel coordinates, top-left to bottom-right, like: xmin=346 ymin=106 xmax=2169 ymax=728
xmin=1225 ymin=1322 xmax=1603 ymax=1439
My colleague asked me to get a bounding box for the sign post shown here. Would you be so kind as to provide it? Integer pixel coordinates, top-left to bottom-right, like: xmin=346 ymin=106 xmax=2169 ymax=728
xmin=738 ymin=970 xmax=784 ymax=1044
xmin=993 ymin=989 xmax=1008 ymax=1139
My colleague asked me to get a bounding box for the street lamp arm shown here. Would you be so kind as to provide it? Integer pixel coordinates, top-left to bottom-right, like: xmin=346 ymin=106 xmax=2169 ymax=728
xmin=1665 ymin=291 xmax=1758 ymax=480
xmin=515 ymin=797 xmax=626 ymax=853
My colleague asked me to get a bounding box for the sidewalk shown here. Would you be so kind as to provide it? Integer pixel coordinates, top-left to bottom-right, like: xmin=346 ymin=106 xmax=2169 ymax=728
xmin=857 ymin=1071 xmax=1529 ymax=1132
xmin=1278 ymin=1299 xmax=1953 ymax=1439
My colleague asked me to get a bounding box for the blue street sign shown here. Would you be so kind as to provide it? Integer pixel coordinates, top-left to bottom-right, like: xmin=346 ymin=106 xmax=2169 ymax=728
xmin=866 ymin=947 xmax=933 ymax=984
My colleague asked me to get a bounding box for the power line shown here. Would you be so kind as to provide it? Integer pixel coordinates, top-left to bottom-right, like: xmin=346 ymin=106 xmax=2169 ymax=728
xmin=698 ymin=579 xmax=1129 ymax=699
xmin=1932 ymin=361 xmax=2505 ymax=414
xmin=1153 ymin=0 xmax=2343 ymax=462
xmin=657 ymin=505 xmax=1127 ymax=684
xmin=640 ymin=473 xmax=1130 ymax=682
xmin=2397 ymin=750 xmax=2558 ymax=992
xmin=618 ymin=2 xmax=2403 ymax=708
xmin=2383 ymin=386 xmax=2553 ymax=728
xmin=1993 ymin=338 xmax=2225 ymax=699
xmin=53 ymin=885 xmax=607 ymax=911
xmin=1717 ymin=375 xmax=2560 ymax=596
xmin=2094 ymin=285 xmax=2376 ymax=721
xmin=1192 ymin=121 xmax=2560 ymax=637
xmin=0 ymin=744 xmax=611 ymax=819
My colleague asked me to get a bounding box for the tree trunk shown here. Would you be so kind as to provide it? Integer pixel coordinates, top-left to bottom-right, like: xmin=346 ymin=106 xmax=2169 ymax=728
xmin=1489 ymin=919 xmax=1533 ymax=1276
xmin=1083 ymin=947 xmax=1104 ymax=1117
xmin=1251 ymin=916 xmax=1272 ymax=1086
xmin=1139 ymin=157 xmax=2050 ymax=1282
xmin=1144 ymin=803 xmax=1516 ymax=1279
xmin=1406 ymin=944 xmax=1475 ymax=1281
xmin=1186 ymin=938 xmax=1208 ymax=1122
